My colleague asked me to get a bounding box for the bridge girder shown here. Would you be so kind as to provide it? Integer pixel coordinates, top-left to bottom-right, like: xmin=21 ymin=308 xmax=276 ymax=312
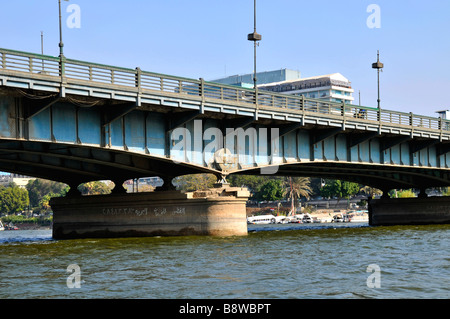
xmin=2 ymin=49 xmax=450 ymax=192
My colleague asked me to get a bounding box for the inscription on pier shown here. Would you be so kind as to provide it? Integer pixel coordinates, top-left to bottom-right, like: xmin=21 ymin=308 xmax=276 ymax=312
xmin=102 ymin=207 xmax=186 ymax=217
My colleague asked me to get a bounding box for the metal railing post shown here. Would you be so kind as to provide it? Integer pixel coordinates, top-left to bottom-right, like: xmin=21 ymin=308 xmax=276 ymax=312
xmin=59 ymin=55 xmax=65 ymax=77
xmin=199 ymin=77 xmax=205 ymax=98
xmin=135 ymin=67 xmax=141 ymax=88
xmin=28 ymin=57 xmax=33 ymax=73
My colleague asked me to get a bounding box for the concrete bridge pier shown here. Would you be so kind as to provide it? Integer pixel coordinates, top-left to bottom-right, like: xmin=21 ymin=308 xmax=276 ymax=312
xmin=369 ymin=196 xmax=450 ymax=226
xmin=50 ymin=185 xmax=250 ymax=239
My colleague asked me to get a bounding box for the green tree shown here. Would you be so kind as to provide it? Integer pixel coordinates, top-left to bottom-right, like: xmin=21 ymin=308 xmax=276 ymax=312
xmin=78 ymin=181 xmax=113 ymax=195
xmin=0 ymin=185 xmax=29 ymax=215
xmin=255 ymin=179 xmax=285 ymax=201
xmin=173 ymin=174 xmax=217 ymax=191
xmin=320 ymin=179 xmax=360 ymax=199
xmin=396 ymin=189 xmax=416 ymax=198
xmin=228 ymin=175 xmax=267 ymax=193
xmin=26 ymin=179 xmax=67 ymax=207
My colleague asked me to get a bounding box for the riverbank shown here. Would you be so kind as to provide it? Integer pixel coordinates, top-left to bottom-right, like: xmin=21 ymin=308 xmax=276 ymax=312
xmin=1 ymin=216 xmax=52 ymax=231
xmin=246 ymin=207 xmax=357 ymax=223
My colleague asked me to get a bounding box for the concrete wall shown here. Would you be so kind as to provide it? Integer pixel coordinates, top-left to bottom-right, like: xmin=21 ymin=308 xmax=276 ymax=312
xmin=51 ymin=187 xmax=250 ymax=239
xmin=369 ymin=196 xmax=450 ymax=226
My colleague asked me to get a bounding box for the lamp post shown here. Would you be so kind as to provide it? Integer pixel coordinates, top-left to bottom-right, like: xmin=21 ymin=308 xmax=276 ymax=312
xmin=247 ymin=0 xmax=262 ymax=90
xmin=372 ymin=50 xmax=384 ymax=108
xmin=58 ymin=0 xmax=66 ymax=76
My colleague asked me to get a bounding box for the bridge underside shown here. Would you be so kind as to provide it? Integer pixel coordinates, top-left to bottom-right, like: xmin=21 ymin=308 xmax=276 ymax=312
xmin=237 ymin=162 xmax=450 ymax=191
xmin=0 ymin=139 xmax=211 ymax=190
xmin=0 ymin=138 xmax=449 ymax=192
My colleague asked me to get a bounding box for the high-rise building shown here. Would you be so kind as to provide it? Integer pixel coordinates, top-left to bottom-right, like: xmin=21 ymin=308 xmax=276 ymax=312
xmin=259 ymin=73 xmax=354 ymax=104
xmin=212 ymin=69 xmax=354 ymax=104
xmin=211 ymin=69 xmax=301 ymax=88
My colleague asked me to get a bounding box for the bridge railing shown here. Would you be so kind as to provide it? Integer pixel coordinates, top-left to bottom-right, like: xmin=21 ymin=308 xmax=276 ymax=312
xmin=0 ymin=48 xmax=448 ymax=134
xmin=0 ymin=49 xmax=60 ymax=76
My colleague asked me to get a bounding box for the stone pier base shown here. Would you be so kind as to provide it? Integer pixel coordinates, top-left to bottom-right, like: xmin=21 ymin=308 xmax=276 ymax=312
xmin=50 ymin=186 xmax=250 ymax=239
xmin=369 ymin=196 xmax=450 ymax=226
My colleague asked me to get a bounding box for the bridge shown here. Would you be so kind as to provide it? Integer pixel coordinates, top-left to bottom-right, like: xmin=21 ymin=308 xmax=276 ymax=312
xmin=1 ymin=48 xmax=450 ymax=237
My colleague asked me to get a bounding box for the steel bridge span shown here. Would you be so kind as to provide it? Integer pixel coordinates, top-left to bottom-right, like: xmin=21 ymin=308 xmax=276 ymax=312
xmin=1 ymin=48 xmax=450 ymax=195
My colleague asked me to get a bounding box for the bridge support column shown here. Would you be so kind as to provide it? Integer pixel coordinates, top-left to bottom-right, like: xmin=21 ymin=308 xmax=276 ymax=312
xmin=369 ymin=196 xmax=450 ymax=226
xmin=50 ymin=185 xmax=250 ymax=239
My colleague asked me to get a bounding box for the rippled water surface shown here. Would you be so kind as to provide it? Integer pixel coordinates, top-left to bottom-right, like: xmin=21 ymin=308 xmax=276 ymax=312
xmin=0 ymin=223 xmax=449 ymax=299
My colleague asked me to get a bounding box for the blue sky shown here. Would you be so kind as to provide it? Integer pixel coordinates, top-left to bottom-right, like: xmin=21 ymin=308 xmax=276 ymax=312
xmin=1 ymin=0 xmax=449 ymax=116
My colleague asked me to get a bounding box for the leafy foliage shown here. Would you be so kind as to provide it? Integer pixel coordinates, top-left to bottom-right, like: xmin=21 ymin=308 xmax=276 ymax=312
xmin=77 ymin=181 xmax=113 ymax=195
xmin=26 ymin=179 xmax=67 ymax=207
xmin=173 ymin=174 xmax=217 ymax=191
xmin=0 ymin=185 xmax=29 ymax=215
xmin=320 ymin=179 xmax=359 ymax=199
xmin=255 ymin=179 xmax=285 ymax=201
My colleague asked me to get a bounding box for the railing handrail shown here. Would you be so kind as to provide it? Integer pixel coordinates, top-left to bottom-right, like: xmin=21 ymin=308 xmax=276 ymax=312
xmin=0 ymin=47 xmax=448 ymax=133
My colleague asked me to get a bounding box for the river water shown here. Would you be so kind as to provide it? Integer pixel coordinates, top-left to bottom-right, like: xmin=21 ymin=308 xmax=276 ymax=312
xmin=0 ymin=222 xmax=448 ymax=299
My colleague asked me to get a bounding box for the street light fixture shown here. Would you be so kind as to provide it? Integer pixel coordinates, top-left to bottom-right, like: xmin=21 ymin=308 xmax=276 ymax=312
xmin=58 ymin=0 xmax=69 ymax=76
xmin=372 ymin=50 xmax=384 ymax=109
xmin=248 ymin=0 xmax=262 ymax=90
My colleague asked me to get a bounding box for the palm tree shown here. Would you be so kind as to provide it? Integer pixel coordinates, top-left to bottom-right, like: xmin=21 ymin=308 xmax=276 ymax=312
xmin=284 ymin=177 xmax=312 ymax=213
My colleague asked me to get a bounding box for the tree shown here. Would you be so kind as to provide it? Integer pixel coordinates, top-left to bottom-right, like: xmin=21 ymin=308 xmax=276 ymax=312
xmin=320 ymin=179 xmax=360 ymax=200
xmin=396 ymin=189 xmax=416 ymax=198
xmin=77 ymin=181 xmax=113 ymax=195
xmin=228 ymin=175 xmax=269 ymax=193
xmin=284 ymin=177 xmax=312 ymax=208
xmin=255 ymin=179 xmax=285 ymax=201
xmin=0 ymin=185 xmax=29 ymax=215
xmin=26 ymin=179 xmax=67 ymax=207
xmin=173 ymin=174 xmax=217 ymax=192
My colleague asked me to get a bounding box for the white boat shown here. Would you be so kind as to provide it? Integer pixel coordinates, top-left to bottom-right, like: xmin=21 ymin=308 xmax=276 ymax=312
xmin=288 ymin=214 xmax=304 ymax=223
xmin=348 ymin=211 xmax=369 ymax=223
xmin=312 ymin=216 xmax=322 ymax=223
xmin=274 ymin=216 xmax=289 ymax=224
xmin=302 ymin=213 xmax=313 ymax=223
xmin=247 ymin=214 xmax=276 ymax=224
xmin=332 ymin=213 xmax=345 ymax=222
xmin=0 ymin=220 xmax=4 ymax=231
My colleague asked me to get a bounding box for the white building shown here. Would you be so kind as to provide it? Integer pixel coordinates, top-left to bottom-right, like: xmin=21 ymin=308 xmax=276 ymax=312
xmin=0 ymin=174 xmax=36 ymax=188
xmin=258 ymin=73 xmax=354 ymax=104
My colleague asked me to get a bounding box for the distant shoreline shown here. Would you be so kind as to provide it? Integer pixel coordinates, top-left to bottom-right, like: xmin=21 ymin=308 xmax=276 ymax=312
xmin=4 ymin=223 xmax=51 ymax=231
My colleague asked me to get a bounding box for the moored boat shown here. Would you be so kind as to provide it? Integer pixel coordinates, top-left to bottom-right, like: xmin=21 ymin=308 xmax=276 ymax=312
xmin=247 ymin=214 xmax=277 ymax=224
xmin=348 ymin=210 xmax=369 ymax=223
xmin=332 ymin=213 xmax=345 ymax=222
